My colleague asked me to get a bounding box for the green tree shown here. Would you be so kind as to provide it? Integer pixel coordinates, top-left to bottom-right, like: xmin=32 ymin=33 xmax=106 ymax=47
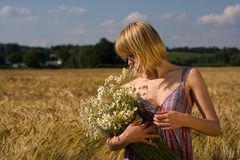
xmin=51 ymin=45 xmax=72 ymax=66
xmin=95 ymin=38 xmax=124 ymax=67
xmin=0 ymin=55 xmax=5 ymax=65
xmin=7 ymin=53 xmax=22 ymax=64
xmin=23 ymin=49 xmax=46 ymax=68
xmin=229 ymin=54 xmax=240 ymax=66
xmin=77 ymin=46 xmax=99 ymax=68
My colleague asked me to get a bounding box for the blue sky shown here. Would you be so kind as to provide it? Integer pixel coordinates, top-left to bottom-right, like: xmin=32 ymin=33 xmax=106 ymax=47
xmin=0 ymin=0 xmax=240 ymax=48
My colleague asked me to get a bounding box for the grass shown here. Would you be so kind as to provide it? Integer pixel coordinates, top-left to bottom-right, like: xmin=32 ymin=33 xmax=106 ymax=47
xmin=0 ymin=67 xmax=239 ymax=159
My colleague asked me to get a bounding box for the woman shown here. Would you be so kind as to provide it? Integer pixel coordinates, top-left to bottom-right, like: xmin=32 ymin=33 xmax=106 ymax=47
xmin=107 ymin=21 xmax=221 ymax=160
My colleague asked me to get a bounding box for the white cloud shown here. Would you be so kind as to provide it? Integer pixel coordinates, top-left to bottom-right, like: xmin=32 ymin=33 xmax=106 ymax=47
xmin=31 ymin=39 xmax=48 ymax=47
xmin=101 ymin=20 xmax=116 ymax=28
xmin=0 ymin=5 xmax=31 ymax=17
xmin=72 ymin=28 xmax=87 ymax=35
xmin=22 ymin=16 xmax=39 ymax=23
xmin=159 ymin=13 xmax=186 ymax=22
xmin=197 ymin=4 xmax=240 ymax=25
xmin=62 ymin=36 xmax=92 ymax=45
xmin=176 ymin=13 xmax=187 ymax=22
xmin=159 ymin=13 xmax=175 ymax=20
xmin=66 ymin=26 xmax=88 ymax=37
xmin=122 ymin=12 xmax=148 ymax=24
xmin=57 ymin=5 xmax=87 ymax=14
xmin=0 ymin=5 xmax=38 ymax=23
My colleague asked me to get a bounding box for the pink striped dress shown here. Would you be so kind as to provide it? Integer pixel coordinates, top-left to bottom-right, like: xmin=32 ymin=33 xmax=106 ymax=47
xmin=124 ymin=67 xmax=193 ymax=160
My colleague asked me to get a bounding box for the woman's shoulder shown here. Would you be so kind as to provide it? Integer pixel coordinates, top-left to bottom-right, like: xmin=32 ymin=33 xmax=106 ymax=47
xmin=123 ymin=77 xmax=139 ymax=88
xmin=124 ymin=77 xmax=150 ymax=92
xmin=185 ymin=67 xmax=205 ymax=88
xmin=187 ymin=67 xmax=202 ymax=79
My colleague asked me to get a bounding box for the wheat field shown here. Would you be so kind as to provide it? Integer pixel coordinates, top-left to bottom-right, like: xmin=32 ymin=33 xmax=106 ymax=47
xmin=0 ymin=68 xmax=239 ymax=160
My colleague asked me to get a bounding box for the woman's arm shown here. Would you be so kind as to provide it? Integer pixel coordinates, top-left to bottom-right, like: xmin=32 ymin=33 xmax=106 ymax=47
xmin=107 ymin=123 xmax=160 ymax=151
xmin=183 ymin=68 xmax=221 ymax=136
xmin=153 ymin=68 xmax=221 ymax=136
xmin=107 ymin=134 xmax=127 ymax=151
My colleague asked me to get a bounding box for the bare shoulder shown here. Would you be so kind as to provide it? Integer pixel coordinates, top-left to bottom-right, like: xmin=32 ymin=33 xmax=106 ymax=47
xmin=123 ymin=78 xmax=139 ymax=88
xmin=188 ymin=67 xmax=201 ymax=78
xmin=186 ymin=67 xmax=206 ymax=88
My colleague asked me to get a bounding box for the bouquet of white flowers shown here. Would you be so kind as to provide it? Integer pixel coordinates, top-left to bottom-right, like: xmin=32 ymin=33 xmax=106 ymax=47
xmin=78 ymin=68 xmax=178 ymax=160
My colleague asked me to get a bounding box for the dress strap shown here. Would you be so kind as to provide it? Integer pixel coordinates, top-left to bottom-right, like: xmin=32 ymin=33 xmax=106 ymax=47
xmin=181 ymin=67 xmax=190 ymax=85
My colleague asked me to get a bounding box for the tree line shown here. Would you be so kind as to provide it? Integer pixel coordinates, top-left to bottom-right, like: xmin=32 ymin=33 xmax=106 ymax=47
xmin=0 ymin=38 xmax=240 ymax=68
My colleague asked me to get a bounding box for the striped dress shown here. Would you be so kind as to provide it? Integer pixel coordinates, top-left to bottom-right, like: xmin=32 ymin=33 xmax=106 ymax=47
xmin=124 ymin=67 xmax=193 ymax=160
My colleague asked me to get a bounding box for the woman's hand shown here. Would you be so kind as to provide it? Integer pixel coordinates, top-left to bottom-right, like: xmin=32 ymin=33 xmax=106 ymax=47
xmin=153 ymin=110 xmax=184 ymax=130
xmin=122 ymin=122 xmax=160 ymax=147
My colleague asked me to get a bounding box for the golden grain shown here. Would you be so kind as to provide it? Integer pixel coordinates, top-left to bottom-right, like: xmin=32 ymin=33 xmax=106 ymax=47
xmin=0 ymin=68 xmax=239 ymax=160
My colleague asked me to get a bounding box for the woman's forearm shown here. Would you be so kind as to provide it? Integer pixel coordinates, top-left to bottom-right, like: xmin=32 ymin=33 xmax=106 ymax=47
xmin=107 ymin=133 xmax=127 ymax=151
xmin=181 ymin=113 xmax=221 ymax=136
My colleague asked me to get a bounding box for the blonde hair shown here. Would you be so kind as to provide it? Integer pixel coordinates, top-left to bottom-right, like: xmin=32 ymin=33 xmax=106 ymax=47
xmin=115 ymin=21 xmax=167 ymax=74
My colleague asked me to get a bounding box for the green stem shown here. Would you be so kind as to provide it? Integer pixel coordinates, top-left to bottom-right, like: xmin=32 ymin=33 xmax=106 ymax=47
xmin=129 ymin=137 xmax=179 ymax=160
